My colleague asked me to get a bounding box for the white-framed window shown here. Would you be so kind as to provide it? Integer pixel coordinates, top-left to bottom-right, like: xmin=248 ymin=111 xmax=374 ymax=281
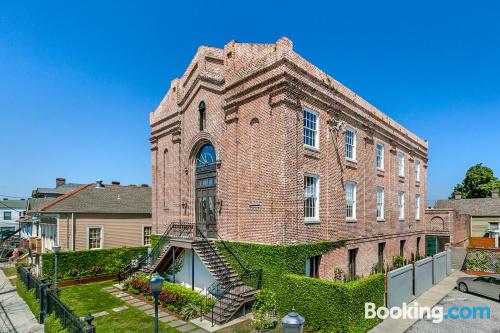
xmin=398 ymin=152 xmax=405 ymax=177
xmin=376 ymin=143 xmax=384 ymax=170
xmin=415 ymin=194 xmax=421 ymax=220
xmin=398 ymin=192 xmax=405 ymax=220
xmin=143 ymin=226 xmax=152 ymax=246
xmin=303 ymin=109 xmax=319 ymax=149
xmin=415 ymin=160 xmax=421 ymax=182
xmin=489 ymin=222 xmax=499 ymax=230
xmin=376 ymin=187 xmax=384 ymax=220
xmin=304 ymin=174 xmax=319 ymax=221
xmin=345 ymin=128 xmax=356 ymax=160
xmin=88 ymin=227 xmax=103 ymax=249
xmin=345 ymin=181 xmax=357 ymax=220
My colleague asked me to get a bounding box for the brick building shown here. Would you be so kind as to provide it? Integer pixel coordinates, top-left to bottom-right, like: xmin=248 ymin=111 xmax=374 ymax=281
xmin=150 ymin=37 xmax=428 ymax=278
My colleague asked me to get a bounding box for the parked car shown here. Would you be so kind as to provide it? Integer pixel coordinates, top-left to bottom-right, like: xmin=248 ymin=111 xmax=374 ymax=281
xmin=457 ymin=274 xmax=500 ymax=300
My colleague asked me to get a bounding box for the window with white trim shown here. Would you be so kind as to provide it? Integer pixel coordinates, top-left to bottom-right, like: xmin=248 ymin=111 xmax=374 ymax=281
xmin=304 ymin=175 xmax=319 ymax=220
xmin=143 ymin=226 xmax=152 ymax=246
xmin=345 ymin=129 xmax=356 ymax=160
xmin=398 ymin=152 xmax=405 ymax=177
xmin=303 ymin=109 xmax=318 ymax=149
xmin=376 ymin=143 xmax=384 ymax=170
xmin=345 ymin=181 xmax=357 ymax=220
xmin=398 ymin=192 xmax=405 ymax=220
xmin=415 ymin=160 xmax=421 ymax=182
xmin=489 ymin=222 xmax=499 ymax=230
xmin=415 ymin=194 xmax=420 ymax=220
xmin=88 ymin=227 xmax=102 ymax=249
xmin=376 ymin=187 xmax=384 ymax=220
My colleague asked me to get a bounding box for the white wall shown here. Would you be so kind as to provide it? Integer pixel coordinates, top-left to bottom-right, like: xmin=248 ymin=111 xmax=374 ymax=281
xmin=0 ymin=208 xmax=25 ymax=231
xmin=167 ymin=249 xmax=216 ymax=292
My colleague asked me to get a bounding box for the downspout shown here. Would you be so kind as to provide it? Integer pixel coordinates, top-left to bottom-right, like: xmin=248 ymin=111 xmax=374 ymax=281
xmin=66 ymin=214 xmax=70 ymax=251
xmin=71 ymin=213 xmax=75 ymax=251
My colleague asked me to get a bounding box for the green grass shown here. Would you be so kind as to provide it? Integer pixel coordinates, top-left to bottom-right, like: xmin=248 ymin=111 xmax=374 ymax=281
xmin=59 ymin=280 xmax=180 ymax=333
xmin=2 ymin=266 xmax=17 ymax=277
xmin=15 ymin=279 xmax=40 ymax=317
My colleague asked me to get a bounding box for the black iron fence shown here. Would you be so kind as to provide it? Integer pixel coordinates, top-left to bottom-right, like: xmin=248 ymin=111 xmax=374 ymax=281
xmin=17 ymin=266 xmax=96 ymax=333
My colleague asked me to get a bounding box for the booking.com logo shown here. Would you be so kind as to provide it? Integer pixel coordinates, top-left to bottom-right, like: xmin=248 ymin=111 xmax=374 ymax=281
xmin=365 ymin=302 xmax=491 ymax=323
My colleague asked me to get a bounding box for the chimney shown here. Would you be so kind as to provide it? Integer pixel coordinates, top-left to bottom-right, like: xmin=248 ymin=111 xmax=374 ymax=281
xmin=111 ymin=181 xmax=121 ymax=185
xmin=492 ymin=189 xmax=499 ymax=199
xmin=95 ymin=179 xmax=104 ymax=188
xmin=56 ymin=178 xmax=66 ymax=187
xmin=454 ymin=193 xmax=462 ymax=200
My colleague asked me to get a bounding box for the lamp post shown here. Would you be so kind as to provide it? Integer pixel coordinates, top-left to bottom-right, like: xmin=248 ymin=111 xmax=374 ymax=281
xmin=52 ymin=244 xmax=61 ymax=291
xmin=281 ymin=308 xmax=305 ymax=333
xmin=150 ymin=274 xmax=164 ymax=333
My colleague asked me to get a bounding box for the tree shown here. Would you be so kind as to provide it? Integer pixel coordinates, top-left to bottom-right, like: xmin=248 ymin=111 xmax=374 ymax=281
xmin=450 ymin=163 xmax=500 ymax=199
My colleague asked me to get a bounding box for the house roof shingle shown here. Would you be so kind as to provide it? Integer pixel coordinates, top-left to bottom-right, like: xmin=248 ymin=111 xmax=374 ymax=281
xmin=35 ymin=184 xmax=151 ymax=214
xmin=32 ymin=183 xmax=83 ymax=197
xmin=435 ymin=198 xmax=500 ymax=217
xmin=0 ymin=199 xmax=28 ymax=210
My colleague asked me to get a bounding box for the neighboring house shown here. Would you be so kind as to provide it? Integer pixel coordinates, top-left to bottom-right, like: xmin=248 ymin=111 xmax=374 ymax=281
xmin=28 ymin=181 xmax=152 ymax=252
xmin=0 ymin=199 xmax=27 ymax=234
xmin=32 ymin=177 xmax=83 ymax=198
xmin=149 ymin=37 xmax=428 ymax=281
xmin=434 ymin=190 xmax=500 ymax=247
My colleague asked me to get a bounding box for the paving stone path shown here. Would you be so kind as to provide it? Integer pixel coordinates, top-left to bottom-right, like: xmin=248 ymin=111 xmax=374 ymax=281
xmin=102 ymin=285 xmax=207 ymax=333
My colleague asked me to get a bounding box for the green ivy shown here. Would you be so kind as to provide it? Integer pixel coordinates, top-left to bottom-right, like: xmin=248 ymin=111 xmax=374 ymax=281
xmin=215 ymin=240 xmax=384 ymax=332
xmin=44 ymin=313 xmax=69 ymax=333
xmin=41 ymin=246 xmax=147 ymax=281
xmin=215 ymin=240 xmax=345 ymax=292
xmin=282 ymin=274 xmax=384 ymax=333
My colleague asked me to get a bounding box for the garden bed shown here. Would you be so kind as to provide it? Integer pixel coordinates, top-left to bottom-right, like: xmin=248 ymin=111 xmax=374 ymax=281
xmin=57 ymin=274 xmax=117 ymax=287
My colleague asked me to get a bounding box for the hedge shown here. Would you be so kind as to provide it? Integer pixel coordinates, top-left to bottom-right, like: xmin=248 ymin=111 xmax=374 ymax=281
xmin=215 ymin=241 xmax=384 ymax=332
xmin=16 ymin=279 xmax=40 ymax=316
xmin=44 ymin=313 xmax=69 ymax=333
xmin=42 ymin=246 xmax=147 ymax=281
xmin=151 ymin=234 xmax=161 ymax=249
xmin=281 ymin=273 xmax=385 ymax=333
xmin=215 ymin=240 xmax=346 ymax=293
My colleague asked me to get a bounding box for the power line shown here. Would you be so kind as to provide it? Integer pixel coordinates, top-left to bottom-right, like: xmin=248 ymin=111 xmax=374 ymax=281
xmin=0 ymin=201 xmax=26 ymax=213
xmin=0 ymin=194 xmax=28 ymax=199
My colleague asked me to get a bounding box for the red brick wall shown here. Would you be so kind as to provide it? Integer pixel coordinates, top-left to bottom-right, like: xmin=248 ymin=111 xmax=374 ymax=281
xmin=424 ymin=209 xmax=470 ymax=247
xmin=150 ymin=38 xmax=428 ymax=278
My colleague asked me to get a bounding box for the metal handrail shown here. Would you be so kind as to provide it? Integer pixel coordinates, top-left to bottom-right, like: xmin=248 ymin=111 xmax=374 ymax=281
xmin=214 ymin=230 xmax=249 ymax=274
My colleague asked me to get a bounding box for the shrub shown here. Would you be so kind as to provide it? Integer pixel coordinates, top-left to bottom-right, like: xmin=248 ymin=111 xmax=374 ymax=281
xmin=466 ymin=250 xmax=489 ymax=272
xmin=15 ymin=279 xmax=40 ymax=316
xmin=44 ymin=313 xmax=69 ymax=333
xmin=180 ymin=303 xmax=201 ymax=320
xmin=392 ymin=255 xmax=408 ymax=269
xmin=280 ymin=274 xmax=384 ymax=333
xmin=253 ymin=289 xmax=277 ymax=331
xmin=42 ymin=246 xmax=147 ymax=281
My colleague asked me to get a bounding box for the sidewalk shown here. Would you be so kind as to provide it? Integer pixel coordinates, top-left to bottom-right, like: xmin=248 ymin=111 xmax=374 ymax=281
xmin=369 ymin=270 xmax=469 ymax=333
xmin=0 ymin=264 xmax=44 ymax=333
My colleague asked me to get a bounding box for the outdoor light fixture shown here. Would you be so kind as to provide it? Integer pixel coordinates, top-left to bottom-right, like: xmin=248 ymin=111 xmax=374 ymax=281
xmin=150 ymin=274 xmax=164 ymax=333
xmin=281 ymin=308 xmax=305 ymax=333
xmin=52 ymin=244 xmax=61 ymax=291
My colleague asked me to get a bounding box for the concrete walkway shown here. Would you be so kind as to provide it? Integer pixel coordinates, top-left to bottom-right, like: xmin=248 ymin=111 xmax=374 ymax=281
xmin=369 ymin=270 xmax=469 ymax=333
xmin=0 ymin=265 xmax=44 ymax=333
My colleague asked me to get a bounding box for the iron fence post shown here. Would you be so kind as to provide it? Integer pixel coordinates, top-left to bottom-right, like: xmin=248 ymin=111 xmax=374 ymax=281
xmin=83 ymin=314 xmax=96 ymax=333
xmin=39 ymin=281 xmax=47 ymax=324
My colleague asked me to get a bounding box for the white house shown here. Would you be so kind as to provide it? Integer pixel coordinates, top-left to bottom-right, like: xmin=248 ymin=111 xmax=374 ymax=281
xmin=0 ymin=199 xmax=27 ymax=237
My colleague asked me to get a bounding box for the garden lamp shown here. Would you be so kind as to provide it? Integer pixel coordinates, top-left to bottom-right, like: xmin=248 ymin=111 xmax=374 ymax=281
xmin=281 ymin=308 xmax=305 ymax=333
xmin=52 ymin=244 xmax=61 ymax=291
xmin=150 ymin=274 xmax=164 ymax=333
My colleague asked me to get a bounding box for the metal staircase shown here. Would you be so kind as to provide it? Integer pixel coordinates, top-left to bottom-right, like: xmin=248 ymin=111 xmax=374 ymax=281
xmin=118 ymin=223 xmax=262 ymax=326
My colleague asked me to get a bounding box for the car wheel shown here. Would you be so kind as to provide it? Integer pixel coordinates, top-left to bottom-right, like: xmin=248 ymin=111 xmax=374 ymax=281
xmin=458 ymin=282 xmax=468 ymax=293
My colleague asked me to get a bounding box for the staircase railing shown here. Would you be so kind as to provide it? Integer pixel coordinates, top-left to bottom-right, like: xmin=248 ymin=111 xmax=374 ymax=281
xmin=195 ymin=225 xmax=231 ymax=285
xmin=214 ymin=230 xmax=250 ymax=274
xmin=1 ymin=228 xmax=21 ymax=242
xmin=118 ymin=223 xmax=194 ymax=281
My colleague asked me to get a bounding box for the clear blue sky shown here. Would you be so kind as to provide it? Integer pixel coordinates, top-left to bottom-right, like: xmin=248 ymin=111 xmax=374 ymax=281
xmin=1 ymin=1 xmax=499 ymax=202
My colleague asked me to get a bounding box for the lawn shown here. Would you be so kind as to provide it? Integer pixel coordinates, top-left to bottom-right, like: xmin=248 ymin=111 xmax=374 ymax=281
xmin=59 ymin=280 xmax=180 ymax=333
xmin=2 ymin=265 xmax=17 ymax=277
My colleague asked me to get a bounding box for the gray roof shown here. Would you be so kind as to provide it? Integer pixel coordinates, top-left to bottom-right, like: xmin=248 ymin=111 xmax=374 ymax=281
xmin=0 ymin=199 xmax=28 ymax=210
xmin=33 ymin=183 xmax=83 ymax=196
xmin=27 ymin=198 xmax=55 ymax=211
xmin=435 ymin=198 xmax=500 ymax=217
xmin=39 ymin=184 xmax=151 ymax=214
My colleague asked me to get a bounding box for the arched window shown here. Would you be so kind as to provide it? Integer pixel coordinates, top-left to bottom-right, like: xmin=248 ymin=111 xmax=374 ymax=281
xmin=196 ymin=144 xmax=216 ymax=168
xmin=199 ymin=101 xmax=206 ymax=131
